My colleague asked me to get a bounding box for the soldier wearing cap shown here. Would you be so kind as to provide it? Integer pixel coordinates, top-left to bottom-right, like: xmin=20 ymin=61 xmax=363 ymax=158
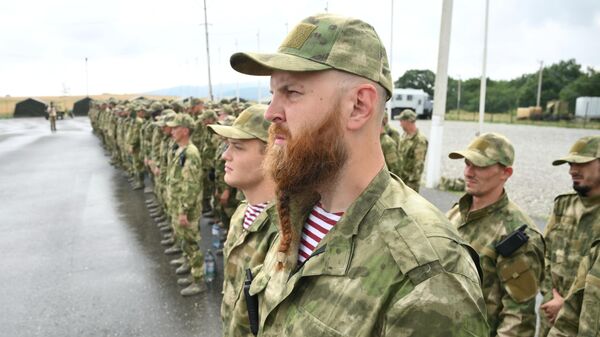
xmin=446 ymin=132 xmax=545 ymax=337
xmin=394 ymin=109 xmax=428 ymax=192
xmin=164 ymin=113 xmax=206 ymax=296
xmin=229 ymin=13 xmax=488 ymax=336
xmin=125 ymin=105 xmax=147 ymax=190
xmin=212 ymin=115 xmax=240 ymax=232
xmin=380 ymin=119 xmax=401 ymax=177
xmin=539 ymin=135 xmax=600 ymax=337
xmin=199 ymin=109 xmax=219 ymax=214
xmin=208 ymin=105 xmax=278 ymax=337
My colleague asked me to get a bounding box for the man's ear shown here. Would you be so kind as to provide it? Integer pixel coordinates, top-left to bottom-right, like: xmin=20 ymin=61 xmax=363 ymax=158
xmin=347 ymin=84 xmax=378 ymax=131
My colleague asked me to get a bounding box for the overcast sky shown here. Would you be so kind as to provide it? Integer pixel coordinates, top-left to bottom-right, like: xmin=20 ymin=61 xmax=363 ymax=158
xmin=1 ymin=0 xmax=599 ymax=97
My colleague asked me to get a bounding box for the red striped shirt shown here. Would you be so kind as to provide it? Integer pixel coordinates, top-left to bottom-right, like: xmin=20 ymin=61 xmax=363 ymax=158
xmin=243 ymin=203 xmax=268 ymax=230
xmin=298 ymin=203 xmax=343 ymax=264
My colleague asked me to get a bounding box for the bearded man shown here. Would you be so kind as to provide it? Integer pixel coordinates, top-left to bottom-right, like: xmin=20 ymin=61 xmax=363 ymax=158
xmin=229 ymin=13 xmax=489 ymax=337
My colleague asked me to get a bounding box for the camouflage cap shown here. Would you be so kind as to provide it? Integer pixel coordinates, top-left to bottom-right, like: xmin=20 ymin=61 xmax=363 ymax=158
xmin=552 ymin=135 xmax=600 ymax=166
xmin=150 ymin=101 xmax=164 ymax=113
xmin=166 ymin=113 xmax=195 ymax=130
xmin=449 ymin=132 xmax=515 ymax=167
xmin=230 ymin=13 xmax=393 ymax=99
xmin=200 ymin=109 xmax=218 ymax=121
xmin=218 ymin=115 xmax=237 ymax=126
xmin=394 ymin=109 xmax=417 ymax=121
xmin=154 ymin=109 xmax=177 ymax=127
xmin=207 ymin=104 xmax=270 ymax=142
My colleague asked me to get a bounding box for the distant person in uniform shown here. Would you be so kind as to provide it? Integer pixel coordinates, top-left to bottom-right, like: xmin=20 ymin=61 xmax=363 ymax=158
xmin=208 ymin=105 xmax=278 ymax=337
xmin=446 ymin=132 xmax=545 ymax=337
xmin=394 ymin=109 xmax=428 ymax=192
xmin=47 ymin=102 xmax=57 ymax=132
xmin=539 ymin=135 xmax=600 ymax=336
xmin=229 ymin=13 xmax=488 ymax=336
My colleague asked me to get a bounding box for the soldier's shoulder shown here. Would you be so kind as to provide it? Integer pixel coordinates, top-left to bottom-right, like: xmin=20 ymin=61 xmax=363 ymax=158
xmin=552 ymin=192 xmax=580 ymax=212
xmin=553 ymin=192 xmax=578 ymax=203
xmin=375 ymin=178 xmax=474 ymax=283
xmin=502 ymin=200 xmax=541 ymax=234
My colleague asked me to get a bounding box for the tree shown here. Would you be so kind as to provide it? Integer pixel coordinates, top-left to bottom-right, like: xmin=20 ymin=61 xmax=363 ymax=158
xmin=394 ymin=69 xmax=435 ymax=96
xmin=560 ymin=68 xmax=600 ymax=111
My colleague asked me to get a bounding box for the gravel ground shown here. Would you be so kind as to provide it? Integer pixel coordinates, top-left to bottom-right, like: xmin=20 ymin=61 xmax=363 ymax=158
xmin=392 ymin=119 xmax=598 ymax=220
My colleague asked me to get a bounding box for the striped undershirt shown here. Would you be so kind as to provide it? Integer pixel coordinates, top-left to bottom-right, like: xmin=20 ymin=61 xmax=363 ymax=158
xmin=243 ymin=202 xmax=268 ymax=230
xmin=298 ymin=203 xmax=344 ymax=264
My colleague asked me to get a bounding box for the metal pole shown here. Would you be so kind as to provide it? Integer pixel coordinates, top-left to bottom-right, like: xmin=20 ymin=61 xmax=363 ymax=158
xmin=457 ymin=77 xmax=461 ymax=119
xmin=425 ymin=0 xmax=453 ymax=189
xmin=235 ymin=39 xmax=240 ymax=103
xmin=390 ymin=0 xmax=394 ymax=73
xmin=536 ymin=60 xmax=543 ymax=107
xmin=257 ymin=30 xmax=261 ymax=103
xmin=85 ymin=57 xmax=89 ymax=97
xmin=478 ymin=0 xmax=489 ymax=135
xmin=203 ymin=0 xmax=214 ymax=101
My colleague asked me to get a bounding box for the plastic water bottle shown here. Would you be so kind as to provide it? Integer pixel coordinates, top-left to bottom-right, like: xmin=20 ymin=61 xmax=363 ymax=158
xmin=205 ymin=249 xmax=216 ymax=282
xmin=212 ymin=223 xmax=221 ymax=249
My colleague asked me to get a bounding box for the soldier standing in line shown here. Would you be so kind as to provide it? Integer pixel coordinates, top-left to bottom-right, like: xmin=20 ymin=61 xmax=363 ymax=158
xmin=199 ymin=109 xmax=219 ymax=215
xmin=539 ymin=135 xmax=600 ymax=336
xmin=394 ymin=109 xmax=428 ymax=192
xmin=208 ymin=105 xmax=278 ymax=337
xmin=383 ymin=113 xmax=400 ymax=145
xmin=380 ymin=119 xmax=401 ymax=177
xmin=47 ymin=102 xmax=57 ymax=132
xmin=126 ymin=105 xmax=147 ymax=190
xmin=165 ymin=113 xmax=205 ymax=296
xmin=446 ymin=132 xmax=545 ymax=337
xmin=548 ymin=238 xmax=600 ymax=337
xmin=229 ymin=13 xmax=488 ymax=336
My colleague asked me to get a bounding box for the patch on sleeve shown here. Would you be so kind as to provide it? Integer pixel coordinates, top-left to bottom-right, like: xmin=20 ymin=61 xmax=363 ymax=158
xmin=280 ymin=23 xmax=316 ymax=49
xmin=498 ymin=254 xmax=538 ymax=302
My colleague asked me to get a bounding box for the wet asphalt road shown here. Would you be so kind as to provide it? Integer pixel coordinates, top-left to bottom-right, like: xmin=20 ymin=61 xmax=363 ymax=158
xmin=0 ymin=118 xmax=223 ymax=337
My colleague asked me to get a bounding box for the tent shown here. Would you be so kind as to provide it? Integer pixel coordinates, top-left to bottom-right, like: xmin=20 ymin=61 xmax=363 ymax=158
xmin=13 ymin=98 xmax=47 ymax=117
xmin=73 ymin=97 xmax=92 ymax=116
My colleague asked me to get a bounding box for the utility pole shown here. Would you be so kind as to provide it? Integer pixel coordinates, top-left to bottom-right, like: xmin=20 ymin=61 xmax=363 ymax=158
xmin=425 ymin=0 xmax=453 ymax=189
xmin=203 ymin=0 xmax=214 ymax=101
xmin=390 ymin=0 xmax=394 ymax=73
xmin=536 ymin=60 xmax=544 ymax=107
xmin=457 ymin=77 xmax=461 ymax=119
xmin=85 ymin=57 xmax=89 ymax=97
xmin=235 ymin=39 xmax=240 ymax=103
xmin=478 ymin=0 xmax=489 ymax=135
xmin=257 ymin=30 xmax=261 ymax=103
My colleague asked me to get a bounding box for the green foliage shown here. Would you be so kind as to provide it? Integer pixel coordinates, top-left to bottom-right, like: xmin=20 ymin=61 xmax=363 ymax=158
xmin=396 ymin=59 xmax=597 ymax=114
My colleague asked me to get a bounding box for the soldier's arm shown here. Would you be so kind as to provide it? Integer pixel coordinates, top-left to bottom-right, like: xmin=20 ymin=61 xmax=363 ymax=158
xmin=405 ymin=138 xmax=428 ymax=185
xmin=383 ymin=270 xmax=489 ymax=337
xmin=541 ymin=214 xmax=558 ymax=301
xmin=495 ymin=232 xmax=545 ymax=337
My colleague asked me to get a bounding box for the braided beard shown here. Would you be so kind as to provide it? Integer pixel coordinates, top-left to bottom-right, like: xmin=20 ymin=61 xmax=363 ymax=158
xmin=264 ymin=104 xmax=348 ymax=269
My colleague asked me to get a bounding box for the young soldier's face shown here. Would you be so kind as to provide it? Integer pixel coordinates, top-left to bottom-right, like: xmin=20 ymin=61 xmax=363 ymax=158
xmin=222 ymin=139 xmax=266 ymax=190
xmin=569 ymin=159 xmax=600 ymax=196
xmin=463 ymin=160 xmax=511 ymax=197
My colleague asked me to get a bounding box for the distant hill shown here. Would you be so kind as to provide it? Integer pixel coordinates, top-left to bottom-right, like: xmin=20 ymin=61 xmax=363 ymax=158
xmin=146 ymin=83 xmax=272 ymax=101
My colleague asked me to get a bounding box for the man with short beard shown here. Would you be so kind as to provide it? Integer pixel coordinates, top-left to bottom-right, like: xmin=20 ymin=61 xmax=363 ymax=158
xmin=539 ymin=135 xmax=600 ymax=337
xmin=229 ymin=13 xmax=488 ymax=337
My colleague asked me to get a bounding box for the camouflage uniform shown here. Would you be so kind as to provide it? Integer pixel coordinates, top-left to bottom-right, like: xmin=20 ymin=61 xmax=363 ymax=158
xmin=384 ymin=123 xmax=400 ymax=145
xmin=548 ymin=239 xmax=600 ymax=337
xmin=380 ymin=132 xmax=401 ymax=177
xmin=165 ymin=114 xmax=204 ymax=283
xmin=248 ymin=170 xmax=488 ymax=336
xmin=539 ymin=136 xmax=600 ymax=337
xmin=447 ymin=192 xmax=545 ymax=337
xmin=397 ymin=128 xmax=428 ymax=192
xmin=221 ymin=203 xmax=278 ymax=337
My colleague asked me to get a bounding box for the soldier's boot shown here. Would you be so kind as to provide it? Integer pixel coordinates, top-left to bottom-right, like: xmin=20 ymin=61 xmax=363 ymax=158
xmin=149 ymin=210 xmax=162 ymax=217
xmin=159 ymin=225 xmax=172 ymax=233
xmin=154 ymin=214 xmax=167 ymax=223
xmin=170 ymin=256 xmax=186 ymax=266
xmin=177 ymin=275 xmax=194 ymax=287
xmin=145 ymin=198 xmax=155 ymax=205
xmin=148 ymin=204 xmax=160 ymax=211
xmin=164 ymin=245 xmax=182 ymax=255
xmin=132 ymin=182 xmax=144 ymax=190
xmin=163 ymin=232 xmax=172 ymax=239
xmin=161 ymin=237 xmax=175 ymax=246
xmin=180 ymin=280 xmax=207 ymax=297
xmin=157 ymin=220 xmax=169 ymax=228
xmin=175 ymin=262 xmax=191 ymax=275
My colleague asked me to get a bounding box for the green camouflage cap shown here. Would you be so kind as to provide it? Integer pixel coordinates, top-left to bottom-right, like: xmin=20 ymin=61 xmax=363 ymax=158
xmin=449 ymin=132 xmax=515 ymax=167
xmin=207 ymin=104 xmax=271 ymax=143
xmin=552 ymin=135 xmax=600 ymax=166
xmin=154 ymin=109 xmax=177 ymax=127
xmin=218 ymin=115 xmax=237 ymax=126
xmin=150 ymin=101 xmax=164 ymax=113
xmin=230 ymin=13 xmax=393 ymax=99
xmin=394 ymin=109 xmax=417 ymax=121
xmin=166 ymin=113 xmax=195 ymax=130
xmin=200 ymin=109 xmax=218 ymax=120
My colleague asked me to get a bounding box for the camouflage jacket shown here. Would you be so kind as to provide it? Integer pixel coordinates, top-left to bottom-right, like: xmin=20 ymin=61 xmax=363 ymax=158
xmin=221 ymin=202 xmax=278 ymax=337
xmin=397 ymin=129 xmax=428 ymax=192
xmin=548 ymin=239 xmax=600 ymax=337
xmin=380 ymin=132 xmax=401 ymax=177
xmin=126 ymin=117 xmax=143 ymax=153
xmin=384 ymin=124 xmax=400 ymax=145
xmin=447 ymin=192 xmax=545 ymax=337
xmin=249 ymin=169 xmax=489 ymax=337
xmin=166 ymin=142 xmax=203 ymax=220
xmin=540 ymin=193 xmax=600 ymax=336
xmin=150 ymin=127 xmax=163 ymax=164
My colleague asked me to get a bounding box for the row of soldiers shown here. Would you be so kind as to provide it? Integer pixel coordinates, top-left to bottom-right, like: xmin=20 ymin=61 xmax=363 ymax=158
xmin=89 ymin=97 xmax=251 ymax=296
